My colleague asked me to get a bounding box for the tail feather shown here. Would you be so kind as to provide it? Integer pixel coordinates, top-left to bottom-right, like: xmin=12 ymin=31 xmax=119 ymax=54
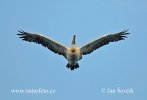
xmin=66 ymin=63 xmax=79 ymax=70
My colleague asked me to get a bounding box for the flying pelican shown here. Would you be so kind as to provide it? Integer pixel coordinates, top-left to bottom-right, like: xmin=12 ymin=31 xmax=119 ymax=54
xmin=17 ymin=30 xmax=129 ymax=70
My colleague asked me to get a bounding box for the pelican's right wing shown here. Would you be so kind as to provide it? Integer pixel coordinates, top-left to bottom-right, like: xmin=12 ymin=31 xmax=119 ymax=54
xmin=17 ymin=30 xmax=67 ymax=58
xmin=80 ymin=30 xmax=130 ymax=55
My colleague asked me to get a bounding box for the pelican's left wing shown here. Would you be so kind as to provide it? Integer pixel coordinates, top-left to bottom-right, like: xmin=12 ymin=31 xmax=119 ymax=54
xmin=80 ymin=30 xmax=130 ymax=55
xmin=17 ymin=30 xmax=67 ymax=58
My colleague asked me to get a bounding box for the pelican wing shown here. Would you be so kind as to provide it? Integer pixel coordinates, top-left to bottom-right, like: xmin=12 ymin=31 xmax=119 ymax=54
xmin=80 ymin=30 xmax=129 ymax=55
xmin=17 ymin=30 xmax=67 ymax=58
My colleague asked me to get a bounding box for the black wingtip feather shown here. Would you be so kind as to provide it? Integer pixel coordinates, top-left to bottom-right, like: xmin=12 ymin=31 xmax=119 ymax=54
xmin=17 ymin=29 xmax=26 ymax=36
xmin=120 ymin=29 xmax=130 ymax=39
xmin=122 ymin=29 xmax=130 ymax=35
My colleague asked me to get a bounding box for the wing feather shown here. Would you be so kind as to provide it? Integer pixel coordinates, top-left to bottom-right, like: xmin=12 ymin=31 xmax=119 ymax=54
xmin=17 ymin=30 xmax=67 ymax=58
xmin=80 ymin=30 xmax=130 ymax=55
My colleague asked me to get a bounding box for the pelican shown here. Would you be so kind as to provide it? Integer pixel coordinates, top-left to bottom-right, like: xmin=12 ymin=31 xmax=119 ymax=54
xmin=17 ymin=30 xmax=129 ymax=70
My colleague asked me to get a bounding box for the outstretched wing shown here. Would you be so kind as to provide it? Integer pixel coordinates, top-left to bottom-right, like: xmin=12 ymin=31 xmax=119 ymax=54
xmin=80 ymin=30 xmax=130 ymax=55
xmin=17 ymin=30 xmax=67 ymax=58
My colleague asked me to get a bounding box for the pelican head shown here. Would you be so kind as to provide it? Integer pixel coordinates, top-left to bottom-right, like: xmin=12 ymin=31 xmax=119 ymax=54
xmin=72 ymin=35 xmax=76 ymax=45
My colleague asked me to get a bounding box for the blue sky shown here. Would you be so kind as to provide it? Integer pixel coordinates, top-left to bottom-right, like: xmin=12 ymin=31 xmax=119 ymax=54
xmin=0 ymin=0 xmax=147 ymax=100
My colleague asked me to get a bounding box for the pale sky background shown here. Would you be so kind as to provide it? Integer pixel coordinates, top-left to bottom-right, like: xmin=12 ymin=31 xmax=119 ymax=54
xmin=0 ymin=0 xmax=147 ymax=100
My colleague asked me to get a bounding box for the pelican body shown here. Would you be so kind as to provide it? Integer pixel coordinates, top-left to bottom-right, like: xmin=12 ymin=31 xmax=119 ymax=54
xmin=17 ymin=30 xmax=129 ymax=70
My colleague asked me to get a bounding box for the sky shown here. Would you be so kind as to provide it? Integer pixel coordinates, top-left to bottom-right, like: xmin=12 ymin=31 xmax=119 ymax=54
xmin=0 ymin=0 xmax=147 ymax=100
